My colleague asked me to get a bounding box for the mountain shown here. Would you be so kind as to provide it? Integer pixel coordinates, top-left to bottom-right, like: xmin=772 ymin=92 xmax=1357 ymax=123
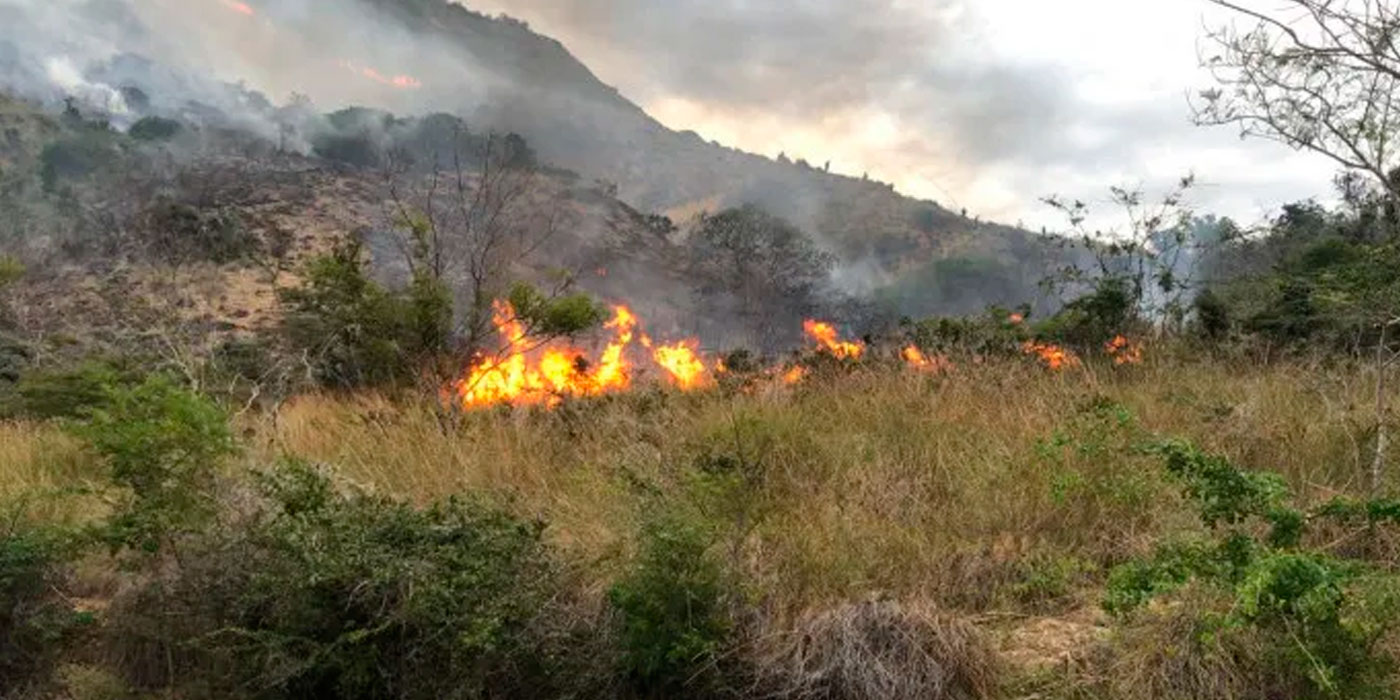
xmin=0 ymin=0 xmax=1080 ymax=363
xmin=349 ymin=0 xmax=1070 ymax=307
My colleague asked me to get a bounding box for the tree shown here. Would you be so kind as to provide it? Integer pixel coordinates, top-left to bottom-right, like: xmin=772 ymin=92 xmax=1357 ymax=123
xmin=1195 ymin=0 xmax=1400 ymax=204
xmin=686 ymin=205 xmax=835 ymax=350
xmin=384 ymin=130 xmax=574 ymax=357
xmin=1043 ymin=176 xmax=1212 ymax=332
xmin=1196 ymin=1 xmax=1400 ymax=489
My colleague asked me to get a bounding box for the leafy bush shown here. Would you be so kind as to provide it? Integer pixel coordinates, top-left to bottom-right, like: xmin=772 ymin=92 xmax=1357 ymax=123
xmin=608 ymin=510 xmax=731 ymax=692
xmin=0 ymin=362 xmax=139 ymax=420
xmin=111 ymin=461 xmax=568 ymax=699
xmin=0 ymin=520 xmax=89 ymax=693
xmin=128 ymin=116 xmax=182 ymax=142
xmin=280 ymin=240 xmax=419 ymax=388
xmin=39 ymin=133 xmax=118 ymax=191
xmin=70 ymin=375 xmax=235 ymax=554
xmin=1035 ymin=277 xmax=1136 ymax=348
xmin=1105 ymin=440 xmax=1400 ymax=696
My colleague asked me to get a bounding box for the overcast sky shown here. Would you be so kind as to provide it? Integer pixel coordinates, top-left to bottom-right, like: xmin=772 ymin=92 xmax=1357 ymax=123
xmin=461 ymin=0 xmax=1339 ymax=230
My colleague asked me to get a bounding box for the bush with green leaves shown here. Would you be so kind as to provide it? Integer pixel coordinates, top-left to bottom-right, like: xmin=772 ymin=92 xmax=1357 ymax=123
xmin=1105 ymin=439 xmax=1400 ymax=697
xmin=111 ymin=461 xmax=571 ymax=699
xmin=280 ymin=240 xmax=428 ymax=388
xmin=1034 ymin=276 xmax=1137 ymax=349
xmin=0 ymin=517 xmax=90 ymax=693
xmin=608 ymin=509 xmax=731 ymax=693
xmin=128 ymin=116 xmax=182 ymax=142
xmin=69 ymin=375 xmax=235 ymax=554
xmin=0 ymin=361 xmax=140 ymax=420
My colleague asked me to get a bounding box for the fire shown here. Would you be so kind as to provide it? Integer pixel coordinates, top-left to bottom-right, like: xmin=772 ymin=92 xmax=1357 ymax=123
xmin=902 ymin=345 xmax=953 ymax=374
xmin=454 ymin=301 xmax=724 ymax=410
xmin=1022 ymin=341 xmax=1081 ymax=371
xmin=782 ymin=366 xmax=809 ymax=385
xmin=219 ymin=0 xmax=255 ymax=15
xmin=803 ymin=320 xmax=864 ymax=360
xmin=1105 ymin=335 xmax=1144 ymax=365
xmin=339 ymin=60 xmax=423 ymax=90
xmin=652 ymin=339 xmax=709 ymax=390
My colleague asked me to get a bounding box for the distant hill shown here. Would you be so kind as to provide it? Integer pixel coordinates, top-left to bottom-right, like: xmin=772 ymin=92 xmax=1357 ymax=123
xmin=349 ymin=0 xmax=1074 ymax=311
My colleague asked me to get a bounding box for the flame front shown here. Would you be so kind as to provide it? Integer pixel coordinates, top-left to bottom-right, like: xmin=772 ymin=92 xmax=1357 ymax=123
xmin=1022 ymin=341 xmax=1081 ymax=371
xmin=783 ymin=366 xmax=809 ymax=385
xmin=902 ymin=345 xmax=953 ymax=373
xmin=1105 ymin=335 xmax=1144 ymax=365
xmin=803 ymin=320 xmax=864 ymax=359
xmin=653 ymin=340 xmax=709 ymax=390
xmin=339 ymin=59 xmax=423 ymax=90
xmin=455 ymin=302 xmax=722 ymax=410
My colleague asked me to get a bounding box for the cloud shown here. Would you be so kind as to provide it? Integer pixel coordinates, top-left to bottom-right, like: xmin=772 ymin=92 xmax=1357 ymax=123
xmin=461 ymin=0 xmax=1339 ymax=228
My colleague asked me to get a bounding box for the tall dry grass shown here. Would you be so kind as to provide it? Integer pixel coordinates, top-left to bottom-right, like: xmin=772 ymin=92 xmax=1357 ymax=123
xmin=0 ymin=353 xmax=1393 ymax=696
xmin=236 ymin=355 xmax=1384 ymax=617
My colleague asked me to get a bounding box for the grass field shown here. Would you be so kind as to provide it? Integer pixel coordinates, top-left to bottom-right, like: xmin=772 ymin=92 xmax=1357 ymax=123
xmin=3 ymin=350 xmax=1396 ymax=697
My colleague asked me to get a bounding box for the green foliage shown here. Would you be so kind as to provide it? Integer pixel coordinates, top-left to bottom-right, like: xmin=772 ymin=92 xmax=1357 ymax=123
xmin=0 ymin=255 xmax=22 ymax=289
xmin=70 ymin=375 xmax=234 ymax=554
xmin=0 ymin=361 xmax=140 ymax=420
xmin=280 ymin=240 xmax=423 ymax=388
xmin=687 ymin=205 xmax=836 ymax=349
xmin=39 ymin=132 xmax=118 ymax=191
xmin=128 ymin=116 xmax=182 ymax=142
xmin=125 ymin=461 xmax=563 ymax=699
xmin=877 ymin=256 xmax=1022 ymax=318
xmin=0 ymin=518 xmax=89 ymax=692
xmin=1193 ymin=288 xmax=1231 ymax=341
xmin=1035 ymin=276 xmax=1136 ymax=348
xmin=1106 ymin=439 xmax=1400 ymax=696
xmin=505 ymin=282 xmax=605 ymax=338
xmin=608 ymin=510 xmax=730 ymax=691
xmin=905 ymin=305 xmax=1030 ymax=357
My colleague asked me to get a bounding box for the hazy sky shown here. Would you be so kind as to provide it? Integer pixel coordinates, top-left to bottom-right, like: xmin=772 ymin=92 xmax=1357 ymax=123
xmin=462 ymin=0 xmax=1338 ymax=230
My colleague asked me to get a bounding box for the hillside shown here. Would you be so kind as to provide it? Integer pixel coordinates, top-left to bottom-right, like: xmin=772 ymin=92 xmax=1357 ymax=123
xmin=361 ymin=0 xmax=1058 ymax=294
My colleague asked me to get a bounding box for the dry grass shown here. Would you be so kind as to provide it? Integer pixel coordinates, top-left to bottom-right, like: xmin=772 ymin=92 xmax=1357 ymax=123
xmin=750 ymin=598 xmax=998 ymax=700
xmin=0 ymin=353 xmax=1392 ymax=695
xmin=231 ymin=355 xmax=1381 ymax=616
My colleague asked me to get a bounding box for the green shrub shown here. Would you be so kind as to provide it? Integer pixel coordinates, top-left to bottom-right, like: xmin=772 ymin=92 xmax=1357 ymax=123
xmin=128 ymin=116 xmax=182 ymax=142
xmin=70 ymin=375 xmax=235 ymax=554
xmin=608 ymin=510 xmax=730 ymax=692
xmin=39 ymin=133 xmax=118 ymax=191
xmin=0 ymin=362 xmax=138 ymax=420
xmin=1035 ymin=276 xmax=1136 ymax=348
xmin=1105 ymin=439 xmax=1400 ymax=697
xmin=0 ymin=519 xmax=89 ymax=693
xmin=112 ymin=461 xmax=568 ymax=699
xmin=280 ymin=240 xmax=416 ymax=388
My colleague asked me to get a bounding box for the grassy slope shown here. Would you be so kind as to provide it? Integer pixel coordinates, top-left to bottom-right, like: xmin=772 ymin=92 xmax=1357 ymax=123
xmin=3 ymin=351 xmax=1385 ymax=694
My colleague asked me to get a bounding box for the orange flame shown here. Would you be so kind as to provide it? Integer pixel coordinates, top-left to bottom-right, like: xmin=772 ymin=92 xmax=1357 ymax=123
xmin=1021 ymin=341 xmax=1081 ymax=371
xmin=219 ymin=0 xmax=255 ymax=15
xmin=454 ymin=301 xmax=723 ymax=410
xmin=1105 ymin=335 xmax=1144 ymax=365
xmin=339 ymin=59 xmax=423 ymax=90
xmin=803 ymin=320 xmax=864 ymax=360
xmin=902 ymin=345 xmax=953 ymax=374
xmin=652 ymin=339 xmax=709 ymax=390
xmin=782 ymin=366 xmax=809 ymax=385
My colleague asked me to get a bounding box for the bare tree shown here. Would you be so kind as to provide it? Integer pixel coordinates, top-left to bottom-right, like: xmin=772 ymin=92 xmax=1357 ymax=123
xmin=384 ymin=130 xmax=567 ymax=356
xmin=1195 ymin=0 xmax=1400 ymax=201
